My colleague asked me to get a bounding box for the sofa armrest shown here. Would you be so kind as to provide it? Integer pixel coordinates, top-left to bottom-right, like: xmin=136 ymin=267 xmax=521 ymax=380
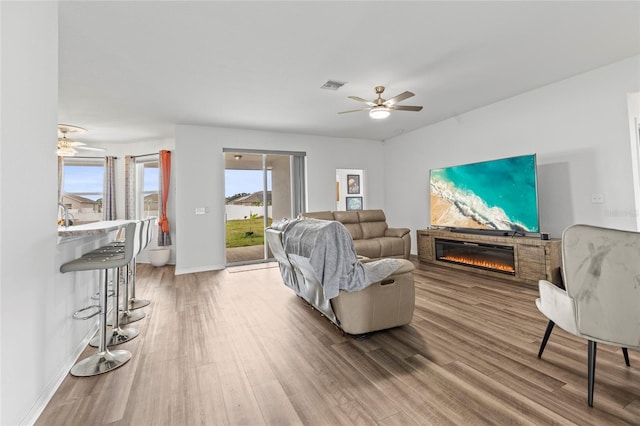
xmin=385 ymin=227 xmax=410 ymax=238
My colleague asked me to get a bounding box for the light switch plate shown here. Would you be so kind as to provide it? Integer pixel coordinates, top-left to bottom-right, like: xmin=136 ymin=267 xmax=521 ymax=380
xmin=195 ymin=207 xmax=207 ymax=215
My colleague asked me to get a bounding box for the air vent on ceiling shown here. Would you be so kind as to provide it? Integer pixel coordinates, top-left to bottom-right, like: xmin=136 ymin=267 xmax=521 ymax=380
xmin=320 ymin=80 xmax=346 ymax=90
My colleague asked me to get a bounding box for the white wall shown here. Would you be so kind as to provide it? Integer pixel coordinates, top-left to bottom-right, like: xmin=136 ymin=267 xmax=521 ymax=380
xmin=0 ymin=2 xmax=59 ymax=424
xmin=383 ymin=55 xmax=640 ymax=255
xmin=628 ymin=92 xmax=640 ymax=230
xmin=174 ymin=125 xmax=385 ymax=274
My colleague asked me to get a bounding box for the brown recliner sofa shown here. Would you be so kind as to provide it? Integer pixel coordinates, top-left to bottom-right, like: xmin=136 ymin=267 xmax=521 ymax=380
xmin=301 ymin=209 xmax=410 ymax=260
xmin=266 ymin=218 xmax=415 ymax=335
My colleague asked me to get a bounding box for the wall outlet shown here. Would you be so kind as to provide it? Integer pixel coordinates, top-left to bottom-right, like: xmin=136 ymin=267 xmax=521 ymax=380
xmin=195 ymin=207 xmax=207 ymax=215
xmin=591 ymin=193 xmax=604 ymax=204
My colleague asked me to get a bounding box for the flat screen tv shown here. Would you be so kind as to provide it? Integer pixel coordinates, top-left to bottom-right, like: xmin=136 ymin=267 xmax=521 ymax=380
xmin=429 ymin=154 xmax=540 ymax=234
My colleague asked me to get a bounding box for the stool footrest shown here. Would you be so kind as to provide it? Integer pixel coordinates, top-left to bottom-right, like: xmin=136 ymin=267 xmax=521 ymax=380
xmin=73 ymin=305 xmax=101 ymax=320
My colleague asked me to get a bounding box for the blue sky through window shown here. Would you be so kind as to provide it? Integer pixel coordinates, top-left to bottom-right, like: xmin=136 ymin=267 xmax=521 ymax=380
xmin=225 ymin=170 xmax=272 ymax=197
xmin=63 ymin=165 xmax=103 ymax=200
xmin=65 ymin=166 xmax=268 ymax=199
xmin=143 ymin=167 xmax=159 ymax=191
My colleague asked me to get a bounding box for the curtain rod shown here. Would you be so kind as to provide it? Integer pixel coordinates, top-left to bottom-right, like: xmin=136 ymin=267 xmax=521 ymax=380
xmin=131 ymin=153 xmax=160 ymax=159
xmin=65 ymin=155 xmax=118 ymax=160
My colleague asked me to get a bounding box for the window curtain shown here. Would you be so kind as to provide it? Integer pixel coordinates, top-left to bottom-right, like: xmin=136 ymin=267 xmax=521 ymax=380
xmin=124 ymin=155 xmax=136 ymax=220
xmin=158 ymin=149 xmax=172 ymax=246
xmin=292 ymin=154 xmax=306 ymax=217
xmin=102 ymin=156 xmax=117 ymax=220
xmin=58 ymin=156 xmax=64 ymax=203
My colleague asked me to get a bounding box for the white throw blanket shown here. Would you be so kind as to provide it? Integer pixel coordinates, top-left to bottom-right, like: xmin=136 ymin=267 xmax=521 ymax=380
xmin=281 ymin=218 xmax=402 ymax=299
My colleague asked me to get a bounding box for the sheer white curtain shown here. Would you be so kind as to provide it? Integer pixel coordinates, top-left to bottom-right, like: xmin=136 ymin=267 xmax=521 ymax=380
xmin=57 ymin=156 xmax=64 ymax=203
xmin=102 ymin=156 xmax=117 ymax=220
xmin=124 ymin=155 xmax=136 ymax=220
xmin=292 ymin=153 xmax=306 ymax=217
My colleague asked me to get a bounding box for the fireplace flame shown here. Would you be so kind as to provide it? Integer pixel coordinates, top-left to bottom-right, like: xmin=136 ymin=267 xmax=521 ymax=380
xmin=440 ymin=255 xmax=515 ymax=273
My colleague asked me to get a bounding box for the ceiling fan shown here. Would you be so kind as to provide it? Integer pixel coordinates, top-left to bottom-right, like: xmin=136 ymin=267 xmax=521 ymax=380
xmin=339 ymin=86 xmax=423 ymax=119
xmin=57 ymin=124 xmax=106 ymax=156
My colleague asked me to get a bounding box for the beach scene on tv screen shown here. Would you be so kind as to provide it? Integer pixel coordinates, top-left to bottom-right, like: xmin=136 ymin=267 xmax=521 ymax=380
xmin=430 ymin=154 xmax=539 ymax=233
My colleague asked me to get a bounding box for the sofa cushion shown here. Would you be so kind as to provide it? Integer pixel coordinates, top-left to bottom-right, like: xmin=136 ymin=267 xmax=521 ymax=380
xmin=333 ymin=211 xmax=363 ymax=240
xmin=302 ymin=211 xmax=334 ymax=220
xmin=353 ymin=239 xmax=381 ymax=259
xmin=357 ymin=209 xmax=386 ymax=222
xmin=358 ymin=210 xmax=388 ymax=239
xmin=378 ymin=237 xmax=406 ymax=258
xmin=361 ymin=221 xmax=388 ymax=239
xmin=333 ymin=210 xmax=359 ymax=223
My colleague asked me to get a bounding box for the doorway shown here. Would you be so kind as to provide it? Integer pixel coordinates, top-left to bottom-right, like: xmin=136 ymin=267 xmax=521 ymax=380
xmin=224 ymin=149 xmax=306 ymax=265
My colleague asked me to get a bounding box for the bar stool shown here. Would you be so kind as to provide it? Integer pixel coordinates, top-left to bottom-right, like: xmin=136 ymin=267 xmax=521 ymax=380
xmin=117 ymin=219 xmax=146 ymax=325
xmin=90 ymin=220 xmax=146 ymax=326
xmin=128 ymin=218 xmax=152 ymax=310
xmin=60 ymin=222 xmax=137 ymax=377
xmin=85 ymin=221 xmax=142 ymax=347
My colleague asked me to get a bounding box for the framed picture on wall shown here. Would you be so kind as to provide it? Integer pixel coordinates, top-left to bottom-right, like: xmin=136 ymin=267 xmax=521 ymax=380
xmin=346 ymin=196 xmax=363 ymax=211
xmin=347 ymin=174 xmax=360 ymax=194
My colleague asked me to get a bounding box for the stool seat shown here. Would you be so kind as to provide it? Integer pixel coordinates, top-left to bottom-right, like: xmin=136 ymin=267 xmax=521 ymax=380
xmin=60 ymin=255 xmax=126 ymax=272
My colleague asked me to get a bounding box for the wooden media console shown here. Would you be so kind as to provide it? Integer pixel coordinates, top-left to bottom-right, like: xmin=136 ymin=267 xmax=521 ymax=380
xmin=417 ymin=229 xmax=562 ymax=286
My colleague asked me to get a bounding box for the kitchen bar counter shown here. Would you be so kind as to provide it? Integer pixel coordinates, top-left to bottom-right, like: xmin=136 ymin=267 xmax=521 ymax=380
xmin=58 ymin=219 xmax=132 ymax=243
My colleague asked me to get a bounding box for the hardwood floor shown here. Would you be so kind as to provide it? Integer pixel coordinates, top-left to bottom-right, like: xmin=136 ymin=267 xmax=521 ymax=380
xmin=36 ymin=261 xmax=640 ymax=425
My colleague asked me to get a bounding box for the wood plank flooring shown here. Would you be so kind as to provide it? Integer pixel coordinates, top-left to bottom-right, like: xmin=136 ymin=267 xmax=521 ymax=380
xmin=36 ymin=261 xmax=640 ymax=425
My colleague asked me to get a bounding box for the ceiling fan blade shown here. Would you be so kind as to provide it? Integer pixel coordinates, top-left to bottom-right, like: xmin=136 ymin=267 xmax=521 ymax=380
xmin=384 ymin=91 xmax=414 ymax=106
xmin=348 ymin=96 xmax=376 ymax=107
xmin=77 ymin=146 xmax=107 ymax=152
xmin=390 ymin=105 xmax=423 ymax=112
xmin=338 ymin=108 xmax=372 ymax=114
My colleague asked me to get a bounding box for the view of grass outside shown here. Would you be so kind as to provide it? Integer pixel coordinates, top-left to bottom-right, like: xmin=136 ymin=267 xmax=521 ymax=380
xmin=226 ymin=216 xmax=273 ymax=248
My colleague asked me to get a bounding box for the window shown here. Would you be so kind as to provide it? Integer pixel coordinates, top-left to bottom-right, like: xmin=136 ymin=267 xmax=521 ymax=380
xmin=62 ymin=158 xmax=104 ymax=224
xmin=137 ymin=159 xmax=159 ymax=219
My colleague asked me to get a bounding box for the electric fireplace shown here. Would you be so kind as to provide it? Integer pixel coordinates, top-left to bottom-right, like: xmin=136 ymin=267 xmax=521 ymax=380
xmin=435 ymin=238 xmax=515 ymax=275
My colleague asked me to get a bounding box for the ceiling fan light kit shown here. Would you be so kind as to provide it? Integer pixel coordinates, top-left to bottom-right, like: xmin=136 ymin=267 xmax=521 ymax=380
xmin=57 ymin=146 xmax=77 ymax=157
xmin=339 ymin=85 xmax=423 ymax=119
xmin=369 ymin=106 xmax=390 ymax=120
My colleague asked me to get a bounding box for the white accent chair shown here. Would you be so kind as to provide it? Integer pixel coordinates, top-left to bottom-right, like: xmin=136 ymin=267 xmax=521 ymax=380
xmin=535 ymin=224 xmax=640 ymax=406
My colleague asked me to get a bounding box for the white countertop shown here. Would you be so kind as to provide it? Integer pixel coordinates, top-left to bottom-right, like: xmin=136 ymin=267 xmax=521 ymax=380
xmin=57 ymin=219 xmax=133 ymax=238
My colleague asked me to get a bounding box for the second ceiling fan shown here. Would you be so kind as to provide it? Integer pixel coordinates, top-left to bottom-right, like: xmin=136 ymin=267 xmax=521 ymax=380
xmin=57 ymin=124 xmax=106 ymax=157
xmin=339 ymin=86 xmax=423 ymax=119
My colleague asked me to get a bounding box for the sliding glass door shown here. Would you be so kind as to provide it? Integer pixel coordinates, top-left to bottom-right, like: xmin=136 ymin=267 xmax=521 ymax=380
xmin=224 ymin=149 xmax=305 ymax=265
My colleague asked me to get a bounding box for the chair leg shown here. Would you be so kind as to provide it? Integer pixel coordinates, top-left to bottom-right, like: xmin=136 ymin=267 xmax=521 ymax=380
xmin=588 ymin=340 xmax=597 ymax=407
xmin=118 ymin=262 xmax=146 ymax=325
xmin=622 ymin=347 xmax=630 ymax=367
xmin=92 ymin=267 xmax=139 ymax=347
xmin=538 ymin=320 xmax=555 ymax=358
xmin=128 ymin=260 xmax=150 ymax=310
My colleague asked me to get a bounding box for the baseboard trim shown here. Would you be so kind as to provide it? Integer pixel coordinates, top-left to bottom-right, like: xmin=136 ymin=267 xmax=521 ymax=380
xmin=174 ymin=264 xmax=225 ymax=275
xmin=20 ymin=323 xmax=99 ymax=425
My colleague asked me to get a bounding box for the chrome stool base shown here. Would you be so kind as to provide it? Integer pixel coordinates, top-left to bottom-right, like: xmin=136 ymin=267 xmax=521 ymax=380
xmin=118 ymin=310 xmax=145 ymax=325
xmin=70 ymin=349 xmax=131 ymax=377
xmin=90 ymin=326 xmax=139 ymax=347
xmin=128 ymin=297 xmax=150 ymax=310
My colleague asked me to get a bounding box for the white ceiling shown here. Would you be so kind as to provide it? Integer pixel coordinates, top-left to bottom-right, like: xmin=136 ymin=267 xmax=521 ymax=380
xmin=58 ymin=1 xmax=640 ymax=146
